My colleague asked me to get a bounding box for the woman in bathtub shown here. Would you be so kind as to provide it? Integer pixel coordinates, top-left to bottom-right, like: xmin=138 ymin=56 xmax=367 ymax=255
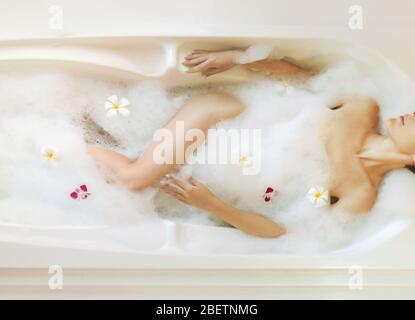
xmin=87 ymin=48 xmax=415 ymax=238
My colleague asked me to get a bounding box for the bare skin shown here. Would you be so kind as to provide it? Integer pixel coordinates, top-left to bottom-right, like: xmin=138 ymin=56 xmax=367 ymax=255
xmin=87 ymin=92 xmax=245 ymax=190
xmin=87 ymin=47 xmax=415 ymax=238
xmin=87 ymin=92 xmax=285 ymax=238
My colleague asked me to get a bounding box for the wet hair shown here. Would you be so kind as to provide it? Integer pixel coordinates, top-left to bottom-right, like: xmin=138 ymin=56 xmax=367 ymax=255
xmin=405 ymin=165 xmax=415 ymax=174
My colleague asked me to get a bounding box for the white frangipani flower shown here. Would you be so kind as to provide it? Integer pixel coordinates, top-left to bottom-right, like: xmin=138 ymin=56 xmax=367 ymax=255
xmin=41 ymin=146 xmax=59 ymax=165
xmin=104 ymin=95 xmax=130 ymax=118
xmin=239 ymin=154 xmax=252 ymax=166
xmin=231 ymin=147 xmax=252 ymax=167
xmin=307 ymin=185 xmax=329 ymax=207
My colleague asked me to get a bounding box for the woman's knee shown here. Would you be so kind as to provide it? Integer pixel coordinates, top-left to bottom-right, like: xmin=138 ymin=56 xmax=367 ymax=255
xmin=187 ymin=92 xmax=245 ymax=120
xmin=116 ymin=164 xmax=152 ymax=191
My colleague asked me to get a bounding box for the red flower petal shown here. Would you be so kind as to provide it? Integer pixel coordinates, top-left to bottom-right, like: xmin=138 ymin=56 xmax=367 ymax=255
xmin=70 ymin=192 xmax=78 ymax=199
xmin=80 ymin=185 xmax=88 ymax=192
xmin=265 ymin=187 xmax=274 ymax=193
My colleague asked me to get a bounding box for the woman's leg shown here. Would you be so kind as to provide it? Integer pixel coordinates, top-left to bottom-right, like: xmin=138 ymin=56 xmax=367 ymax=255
xmin=87 ymin=92 xmax=245 ymax=191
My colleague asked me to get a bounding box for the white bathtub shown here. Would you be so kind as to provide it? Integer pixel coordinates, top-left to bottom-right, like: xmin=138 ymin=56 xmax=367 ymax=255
xmin=1 ymin=0 xmax=415 ymax=299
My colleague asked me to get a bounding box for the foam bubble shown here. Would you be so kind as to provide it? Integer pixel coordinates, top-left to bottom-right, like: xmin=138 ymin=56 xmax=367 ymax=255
xmin=0 ymin=51 xmax=414 ymax=253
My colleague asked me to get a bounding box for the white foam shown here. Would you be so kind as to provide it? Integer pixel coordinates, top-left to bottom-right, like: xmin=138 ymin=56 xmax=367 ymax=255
xmin=156 ymin=52 xmax=415 ymax=253
xmin=0 ymin=49 xmax=414 ymax=254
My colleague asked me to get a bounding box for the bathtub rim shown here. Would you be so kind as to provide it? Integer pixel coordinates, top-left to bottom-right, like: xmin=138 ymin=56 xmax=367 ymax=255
xmin=0 ymin=35 xmax=414 ymax=258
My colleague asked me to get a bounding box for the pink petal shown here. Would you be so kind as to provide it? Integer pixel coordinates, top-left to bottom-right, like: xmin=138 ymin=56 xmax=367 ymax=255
xmin=70 ymin=192 xmax=78 ymax=199
xmin=80 ymin=185 xmax=88 ymax=192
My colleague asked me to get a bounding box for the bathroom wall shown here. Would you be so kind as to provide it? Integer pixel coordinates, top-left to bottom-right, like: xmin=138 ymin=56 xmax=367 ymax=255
xmin=0 ymin=0 xmax=413 ymax=76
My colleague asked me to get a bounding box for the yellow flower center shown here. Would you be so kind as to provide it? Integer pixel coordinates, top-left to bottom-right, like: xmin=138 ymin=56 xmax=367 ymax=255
xmin=314 ymin=192 xmax=321 ymax=199
xmin=45 ymin=151 xmax=55 ymax=160
xmin=112 ymin=103 xmax=121 ymax=110
xmin=239 ymin=155 xmax=250 ymax=165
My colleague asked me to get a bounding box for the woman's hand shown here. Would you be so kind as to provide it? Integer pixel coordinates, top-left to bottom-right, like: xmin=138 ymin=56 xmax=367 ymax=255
xmin=160 ymin=174 xmax=220 ymax=211
xmin=182 ymin=49 xmax=244 ymax=77
xmin=161 ymin=174 xmax=286 ymax=238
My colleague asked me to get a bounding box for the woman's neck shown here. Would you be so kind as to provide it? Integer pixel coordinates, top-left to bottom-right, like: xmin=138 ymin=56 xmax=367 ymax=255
xmin=356 ymin=133 xmax=413 ymax=177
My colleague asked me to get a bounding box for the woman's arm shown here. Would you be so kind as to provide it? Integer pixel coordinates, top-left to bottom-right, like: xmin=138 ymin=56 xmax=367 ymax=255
xmin=244 ymin=58 xmax=315 ymax=79
xmin=183 ymin=48 xmax=315 ymax=79
xmin=161 ymin=175 xmax=286 ymax=238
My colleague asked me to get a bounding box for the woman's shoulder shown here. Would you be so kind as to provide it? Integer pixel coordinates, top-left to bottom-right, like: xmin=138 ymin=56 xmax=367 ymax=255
xmin=327 ymin=98 xmax=379 ymax=131
xmin=337 ymin=98 xmax=379 ymax=116
xmin=334 ymin=181 xmax=377 ymax=214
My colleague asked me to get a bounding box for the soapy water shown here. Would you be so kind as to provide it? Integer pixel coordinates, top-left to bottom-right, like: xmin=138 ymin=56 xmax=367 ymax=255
xmin=1 ymin=49 xmax=415 ymax=254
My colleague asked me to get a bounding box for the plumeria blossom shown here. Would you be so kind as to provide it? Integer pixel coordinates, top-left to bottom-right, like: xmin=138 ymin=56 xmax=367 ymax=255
xmin=231 ymin=147 xmax=252 ymax=167
xmin=70 ymin=185 xmax=91 ymax=200
xmin=104 ymin=95 xmax=130 ymax=118
xmin=263 ymin=187 xmax=277 ymax=203
xmin=307 ymin=185 xmax=329 ymax=207
xmin=239 ymin=154 xmax=252 ymax=166
xmin=41 ymin=146 xmax=60 ymax=165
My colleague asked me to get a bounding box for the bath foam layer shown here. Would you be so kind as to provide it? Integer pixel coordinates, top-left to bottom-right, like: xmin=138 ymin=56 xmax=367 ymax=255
xmin=0 ymin=52 xmax=414 ymax=253
xmin=156 ymin=82 xmax=331 ymax=221
xmin=153 ymin=56 xmax=415 ymax=253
